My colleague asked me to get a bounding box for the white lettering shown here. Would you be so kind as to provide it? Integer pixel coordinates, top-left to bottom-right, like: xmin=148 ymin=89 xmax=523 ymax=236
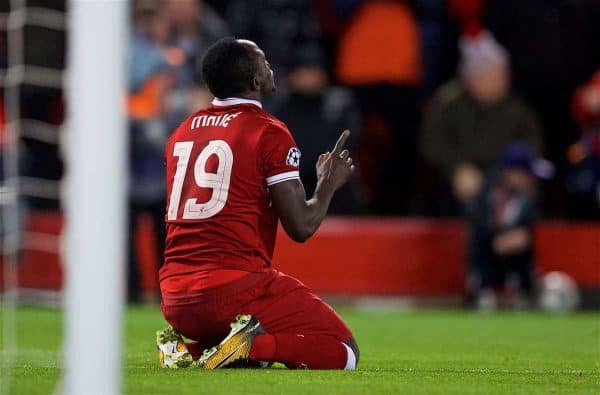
xmin=191 ymin=115 xmax=205 ymax=129
xmin=222 ymin=112 xmax=241 ymax=127
xmin=190 ymin=112 xmax=242 ymax=130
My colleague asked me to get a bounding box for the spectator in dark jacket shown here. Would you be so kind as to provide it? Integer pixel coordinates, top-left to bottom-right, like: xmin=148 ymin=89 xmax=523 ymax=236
xmin=421 ymin=30 xmax=543 ymax=213
xmin=271 ymin=45 xmax=364 ymax=214
xmin=226 ymin=0 xmax=321 ymax=81
xmin=335 ymin=0 xmax=422 ymax=214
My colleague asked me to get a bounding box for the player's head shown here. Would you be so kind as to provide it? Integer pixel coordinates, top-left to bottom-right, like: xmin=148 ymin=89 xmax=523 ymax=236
xmin=201 ymin=37 xmax=275 ymax=100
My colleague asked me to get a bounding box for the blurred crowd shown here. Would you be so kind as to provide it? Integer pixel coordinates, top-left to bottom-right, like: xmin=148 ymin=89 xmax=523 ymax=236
xmin=124 ymin=0 xmax=600 ymax=220
xmin=1 ymin=0 xmax=599 ymax=304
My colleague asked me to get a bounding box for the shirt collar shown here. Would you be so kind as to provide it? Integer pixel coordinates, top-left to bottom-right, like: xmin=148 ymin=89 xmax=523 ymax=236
xmin=212 ymin=97 xmax=262 ymax=109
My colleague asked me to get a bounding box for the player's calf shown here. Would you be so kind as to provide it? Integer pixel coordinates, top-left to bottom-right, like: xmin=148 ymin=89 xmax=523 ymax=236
xmin=197 ymin=314 xmax=358 ymax=370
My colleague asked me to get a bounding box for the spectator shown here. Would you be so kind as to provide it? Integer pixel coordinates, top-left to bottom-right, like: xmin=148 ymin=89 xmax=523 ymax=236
xmin=127 ymin=2 xmax=172 ymax=303
xmin=467 ymin=142 xmax=553 ymax=310
xmin=566 ymin=70 xmax=600 ymax=219
xmin=226 ymin=0 xmax=321 ymax=83
xmin=162 ymin=0 xmax=228 ymax=124
xmin=335 ymin=0 xmax=422 ymax=214
xmin=416 ymin=0 xmax=462 ymax=97
xmin=163 ymin=0 xmax=228 ymax=81
xmin=0 ymin=96 xmax=5 ymax=228
xmin=0 ymin=97 xmax=5 ymax=181
xmin=421 ymin=30 xmax=543 ymax=213
xmin=271 ymin=45 xmax=364 ymax=214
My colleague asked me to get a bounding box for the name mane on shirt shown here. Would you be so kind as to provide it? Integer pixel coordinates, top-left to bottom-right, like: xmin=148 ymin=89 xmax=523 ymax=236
xmin=191 ymin=112 xmax=242 ymax=129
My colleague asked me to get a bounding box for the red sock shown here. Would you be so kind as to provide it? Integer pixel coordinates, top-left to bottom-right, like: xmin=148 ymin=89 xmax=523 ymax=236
xmin=250 ymin=333 xmax=348 ymax=369
xmin=185 ymin=342 xmax=203 ymax=360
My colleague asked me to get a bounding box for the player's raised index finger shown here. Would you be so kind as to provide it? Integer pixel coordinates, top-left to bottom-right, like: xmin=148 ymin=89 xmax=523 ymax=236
xmin=332 ymin=130 xmax=350 ymax=155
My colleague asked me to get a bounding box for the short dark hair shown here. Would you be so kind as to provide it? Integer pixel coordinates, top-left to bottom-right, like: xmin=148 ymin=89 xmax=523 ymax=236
xmin=201 ymin=37 xmax=260 ymax=99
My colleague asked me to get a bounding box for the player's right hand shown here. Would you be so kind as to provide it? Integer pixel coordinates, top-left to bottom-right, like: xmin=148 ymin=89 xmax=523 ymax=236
xmin=316 ymin=129 xmax=355 ymax=191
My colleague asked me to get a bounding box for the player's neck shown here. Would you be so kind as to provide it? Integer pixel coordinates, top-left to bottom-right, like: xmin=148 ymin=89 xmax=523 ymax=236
xmin=236 ymin=92 xmax=263 ymax=102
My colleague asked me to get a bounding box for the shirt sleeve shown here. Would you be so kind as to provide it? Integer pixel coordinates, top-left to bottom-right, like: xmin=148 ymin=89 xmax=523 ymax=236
xmin=258 ymin=123 xmax=301 ymax=186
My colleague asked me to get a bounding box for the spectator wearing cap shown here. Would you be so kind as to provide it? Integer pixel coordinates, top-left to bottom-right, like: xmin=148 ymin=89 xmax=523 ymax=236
xmin=467 ymin=142 xmax=553 ymax=310
xmin=421 ymin=29 xmax=543 ymax=214
xmin=270 ymin=45 xmax=364 ymax=214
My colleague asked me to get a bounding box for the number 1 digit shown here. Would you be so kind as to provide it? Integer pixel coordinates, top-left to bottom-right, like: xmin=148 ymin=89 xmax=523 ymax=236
xmin=167 ymin=141 xmax=193 ymax=220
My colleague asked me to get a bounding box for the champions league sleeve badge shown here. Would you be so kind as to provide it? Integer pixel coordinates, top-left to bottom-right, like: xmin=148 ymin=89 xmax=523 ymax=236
xmin=286 ymin=147 xmax=301 ymax=167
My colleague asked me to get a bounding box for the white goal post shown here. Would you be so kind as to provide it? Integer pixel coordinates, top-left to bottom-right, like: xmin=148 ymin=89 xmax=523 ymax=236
xmin=63 ymin=0 xmax=128 ymax=394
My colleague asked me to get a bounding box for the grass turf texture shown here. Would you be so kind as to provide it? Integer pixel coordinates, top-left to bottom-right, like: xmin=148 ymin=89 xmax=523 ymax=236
xmin=1 ymin=306 xmax=598 ymax=394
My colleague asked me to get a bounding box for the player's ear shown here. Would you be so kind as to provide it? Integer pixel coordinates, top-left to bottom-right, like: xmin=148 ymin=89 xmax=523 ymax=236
xmin=250 ymin=75 xmax=260 ymax=92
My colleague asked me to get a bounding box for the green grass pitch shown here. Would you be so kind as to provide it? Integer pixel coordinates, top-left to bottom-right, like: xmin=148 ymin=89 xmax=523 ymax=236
xmin=1 ymin=306 xmax=598 ymax=394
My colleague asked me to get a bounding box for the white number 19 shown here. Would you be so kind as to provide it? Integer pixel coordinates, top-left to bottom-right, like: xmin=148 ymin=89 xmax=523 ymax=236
xmin=167 ymin=140 xmax=233 ymax=220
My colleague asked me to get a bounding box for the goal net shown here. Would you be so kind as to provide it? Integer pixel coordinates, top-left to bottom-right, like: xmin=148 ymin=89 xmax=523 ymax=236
xmin=1 ymin=1 xmax=128 ymax=393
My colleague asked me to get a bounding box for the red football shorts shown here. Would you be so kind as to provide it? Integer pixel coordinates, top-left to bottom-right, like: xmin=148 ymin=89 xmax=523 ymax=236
xmin=161 ymin=269 xmax=352 ymax=351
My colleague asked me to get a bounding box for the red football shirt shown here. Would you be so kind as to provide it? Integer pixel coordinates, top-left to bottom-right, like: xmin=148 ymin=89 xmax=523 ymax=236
xmin=159 ymin=98 xmax=301 ymax=293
